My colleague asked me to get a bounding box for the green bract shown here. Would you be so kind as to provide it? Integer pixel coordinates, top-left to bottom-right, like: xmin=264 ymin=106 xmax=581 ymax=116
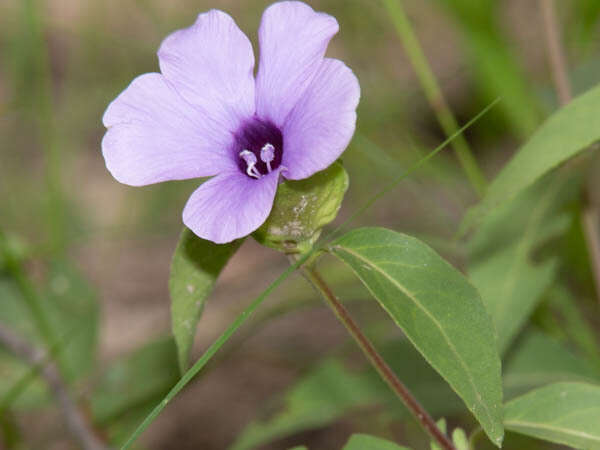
xmin=253 ymin=161 xmax=349 ymax=254
xmin=170 ymin=229 xmax=244 ymax=372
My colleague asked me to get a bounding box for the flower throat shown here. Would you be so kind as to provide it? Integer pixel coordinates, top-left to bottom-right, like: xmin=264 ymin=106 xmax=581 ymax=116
xmin=235 ymin=119 xmax=283 ymax=179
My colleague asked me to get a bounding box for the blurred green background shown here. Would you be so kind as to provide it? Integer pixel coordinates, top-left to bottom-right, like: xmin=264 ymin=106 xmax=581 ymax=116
xmin=1 ymin=0 xmax=599 ymax=449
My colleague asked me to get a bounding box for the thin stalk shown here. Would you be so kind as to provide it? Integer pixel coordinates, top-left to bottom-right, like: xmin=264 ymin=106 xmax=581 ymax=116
xmin=120 ymin=252 xmax=311 ymax=449
xmin=300 ymin=264 xmax=456 ymax=450
xmin=0 ymin=325 xmax=77 ymax=414
xmin=0 ymin=323 xmax=109 ymax=450
xmin=382 ymin=0 xmax=487 ymax=197
xmin=583 ymin=204 xmax=600 ymax=304
xmin=20 ymin=0 xmax=65 ymax=252
xmin=0 ymin=231 xmax=67 ymax=376
xmin=539 ymin=0 xmax=571 ymax=105
xmin=538 ymin=0 xmax=600 ymax=303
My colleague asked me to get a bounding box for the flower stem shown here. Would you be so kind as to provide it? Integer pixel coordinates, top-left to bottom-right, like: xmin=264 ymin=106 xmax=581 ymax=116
xmin=538 ymin=0 xmax=600 ymax=305
xmin=382 ymin=0 xmax=487 ymax=198
xmin=299 ymin=263 xmax=456 ymax=450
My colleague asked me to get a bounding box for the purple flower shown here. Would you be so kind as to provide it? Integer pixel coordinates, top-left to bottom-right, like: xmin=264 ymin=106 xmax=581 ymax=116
xmin=102 ymin=1 xmax=360 ymax=244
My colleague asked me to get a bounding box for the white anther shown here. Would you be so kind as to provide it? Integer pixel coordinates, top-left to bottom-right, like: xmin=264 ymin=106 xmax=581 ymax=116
xmin=239 ymin=150 xmax=262 ymax=179
xmin=260 ymin=143 xmax=275 ymax=173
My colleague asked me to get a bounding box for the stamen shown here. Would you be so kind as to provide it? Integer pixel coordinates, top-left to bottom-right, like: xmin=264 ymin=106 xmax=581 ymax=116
xmin=260 ymin=143 xmax=275 ymax=173
xmin=239 ymin=150 xmax=261 ymax=179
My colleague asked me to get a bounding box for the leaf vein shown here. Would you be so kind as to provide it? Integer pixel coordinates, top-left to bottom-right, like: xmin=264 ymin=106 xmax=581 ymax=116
xmin=333 ymin=244 xmax=496 ymax=429
xmin=504 ymin=420 xmax=600 ymax=442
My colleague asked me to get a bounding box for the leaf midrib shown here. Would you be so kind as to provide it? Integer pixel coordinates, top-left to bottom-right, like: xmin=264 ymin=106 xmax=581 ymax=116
xmin=332 ymin=243 xmax=497 ymax=433
xmin=504 ymin=419 xmax=600 ymax=442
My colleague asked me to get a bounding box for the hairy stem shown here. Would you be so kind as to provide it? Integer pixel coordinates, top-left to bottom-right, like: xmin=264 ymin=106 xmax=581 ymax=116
xmin=299 ymin=262 xmax=456 ymax=450
xmin=539 ymin=0 xmax=600 ymax=303
xmin=382 ymin=0 xmax=487 ymax=197
xmin=0 ymin=323 xmax=109 ymax=450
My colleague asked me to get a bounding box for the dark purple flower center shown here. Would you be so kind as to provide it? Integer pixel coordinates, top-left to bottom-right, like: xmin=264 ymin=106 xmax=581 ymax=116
xmin=234 ymin=118 xmax=283 ymax=179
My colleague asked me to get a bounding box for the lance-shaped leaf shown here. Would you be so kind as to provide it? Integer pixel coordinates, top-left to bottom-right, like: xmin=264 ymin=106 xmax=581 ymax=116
xmin=463 ymin=82 xmax=600 ymax=230
xmin=432 ymin=0 xmax=541 ymax=138
xmin=504 ymin=382 xmax=600 ymax=449
xmin=467 ymin=174 xmax=579 ymax=354
xmin=343 ymin=434 xmax=410 ymax=450
xmin=503 ymin=330 xmax=600 ymax=400
xmin=170 ymin=229 xmax=243 ymax=372
xmin=329 ymin=227 xmax=504 ymax=446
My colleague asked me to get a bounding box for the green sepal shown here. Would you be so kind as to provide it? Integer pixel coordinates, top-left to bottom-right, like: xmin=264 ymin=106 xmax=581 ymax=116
xmin=253 ymin=161 xmax=349 ymax=254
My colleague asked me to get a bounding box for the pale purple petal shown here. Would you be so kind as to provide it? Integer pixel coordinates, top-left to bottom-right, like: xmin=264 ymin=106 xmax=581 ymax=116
xmin=255 ymin=1 xmax=339 ymax=126
xmin=102 ymin=73 xmax=235 ymax=186
xmin=281 ymin=58 xmax=360 ymax=180
xmin=158 ymin=10 xmax=255 ymax=128
xmin=182 ymin=170 xmax=280 ymax=243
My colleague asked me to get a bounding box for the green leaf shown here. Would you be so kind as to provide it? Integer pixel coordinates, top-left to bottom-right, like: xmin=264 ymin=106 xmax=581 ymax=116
xmin=169 ymin=228 xmax=243 ymax=372
xmin=451 ymin=428 xmax=469 ymax=450
xmin=503 ymin=330 xmax=600 ymax=399
xmin=253 ymin=161 xmax=349 ymax=254
xmin=467 ymin=175 xmax=577 ymax=354
xmin=0 ymin=260 xmax=99 ymax=408
xmin=431 ymin=419 xmax=468 ymax=450
xmin=122 ymin=103 xmax=499 ymax=449
xmin=546 ymin=285 xmax=600 ymax=368
xmin=434 ymin=0 xmax=540 ymax=138
xmin=343 ymin=434 xmax=410 ymax=450
xmin=471 ymin=255 xmax=556 ymax=353
xmin=504 ymin=382 xmax=600 ymax=449
xmin=464 ymin=82 xmax=600 ymax=229
xmin=329 ymin=227 xmax=504 ymax=446
xmin=430 ymin=418 xmax=446 ymax=450
xmin=43 ymin=260 xmax=99 ymax=381
xmin=573 ymin=0 xmax=600 ymax=50
xmin=123 ymin=252 xmax=312 ymax=449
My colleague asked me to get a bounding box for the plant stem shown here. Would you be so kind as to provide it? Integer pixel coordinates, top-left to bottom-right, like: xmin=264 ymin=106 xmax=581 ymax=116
xmin=0 ymin=231 xmax=67 ymax=377
xmin=300 ymin=263 xmax=456 ymax=450
xmin=538 ymin=0 xmax=600 ymax=304
xmin=539 ymin=0 xmax=571 ymax=105
xmin=0 ymin=323 xmax=109 ymax=450
xmin=582 ymin=201 xmax=600 ymax=304
xmin=382 ymin=0 xmax=487 ymax=197
xmin=25 ymin=0 xmax=66 ymax=253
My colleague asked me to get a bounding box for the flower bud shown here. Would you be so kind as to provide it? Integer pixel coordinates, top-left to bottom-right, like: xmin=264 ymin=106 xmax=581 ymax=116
xmin=253 ymin=161 xmax=349 ymax=254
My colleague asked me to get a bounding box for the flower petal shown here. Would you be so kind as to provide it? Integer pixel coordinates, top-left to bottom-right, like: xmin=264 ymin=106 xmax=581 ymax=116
xmin=183 ymin=170 xmax=280 ymax=244
xmin=102 ymin=73 xmax=236 ymax=186
xmin=281 ymin=58 xmax=360 ymax=180
xmin=158 ymin=10 xmax=255 ymax=127
xmin=255 ymin=1 xmax=339 ymax=126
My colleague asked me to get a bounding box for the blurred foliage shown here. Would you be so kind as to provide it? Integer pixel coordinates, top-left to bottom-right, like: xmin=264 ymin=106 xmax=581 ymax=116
xmin=91 ymin=337 xmax=179 ymax=444
xmin=1 ymin=0 xmax=600 ymax=449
